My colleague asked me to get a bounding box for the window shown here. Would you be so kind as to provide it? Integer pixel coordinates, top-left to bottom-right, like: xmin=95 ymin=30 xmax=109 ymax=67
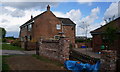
xmin=28 ymin=35 xmax=32 ymax=41
xmin=28 ymin=24 xmax=32 ymax=31
xmin=56 ymin=24 xmax=61 ymax=30
xmin=54 ymin=35 xmax=60 ymax=39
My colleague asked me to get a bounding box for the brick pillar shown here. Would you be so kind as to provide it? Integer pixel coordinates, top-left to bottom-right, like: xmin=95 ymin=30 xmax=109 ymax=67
xmin=101 ymin=50 xmax=117 ymax=72
xmin=59 ymin=38 xmax=70 ymax=62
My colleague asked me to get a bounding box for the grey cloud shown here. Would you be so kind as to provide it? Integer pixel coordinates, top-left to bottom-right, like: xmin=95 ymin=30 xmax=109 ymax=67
xmin=1 ymin=2 xmax=59 ymax=17
xmin=0 ymin=6 xmax=11 ymax=15
xmin=118 ymin=1 xmax=120 ymax=17
xmin=104 ymin=2 xmax=120 ymax=20
xmin=2 ymin=2 xmax=59 ymax=10
xmin=1 ymin=19 xmax=9 ymax=23
xmin=0 ymin=6 xmax=25 ymax=17
xmin=11 ymin=9 xmax=25 ymax=17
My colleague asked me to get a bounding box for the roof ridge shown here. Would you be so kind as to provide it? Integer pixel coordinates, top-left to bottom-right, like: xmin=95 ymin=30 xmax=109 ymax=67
xmin=90 ymin=17 xmax=120 ymax=33
xmin=57 ymin=17 xmax=69 ymax=19
xmin=20 ymin=11 xmax=47 ymax=27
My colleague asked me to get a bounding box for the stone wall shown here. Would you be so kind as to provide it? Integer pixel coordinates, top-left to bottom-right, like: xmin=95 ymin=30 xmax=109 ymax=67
xmin=39 ymin=38 xmax=70 ymax=62
xmin=101 ymin=50 xmax=117 ymax=71
xmin=70 ymin=49 xmax=100 ymax=64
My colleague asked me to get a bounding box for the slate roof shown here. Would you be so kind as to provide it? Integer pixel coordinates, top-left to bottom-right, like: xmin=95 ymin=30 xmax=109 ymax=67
xmin=20 ymin=11 xmax=75 ymax=28
xmin=57 ymin=17 xmax=76 ymax=26
xmin=90 ymin=17 xmax=120 ymax=34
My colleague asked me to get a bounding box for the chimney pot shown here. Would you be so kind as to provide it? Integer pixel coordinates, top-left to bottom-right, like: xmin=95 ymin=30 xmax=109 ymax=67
xmin=47 ymin=5 xmax=50 ymax=11
xmin=31 ymin=15 xmax=33 ymax=19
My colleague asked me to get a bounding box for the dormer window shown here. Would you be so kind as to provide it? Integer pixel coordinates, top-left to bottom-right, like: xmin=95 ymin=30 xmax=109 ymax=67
xmin=56 ymin=24 xmax=61 ymax=30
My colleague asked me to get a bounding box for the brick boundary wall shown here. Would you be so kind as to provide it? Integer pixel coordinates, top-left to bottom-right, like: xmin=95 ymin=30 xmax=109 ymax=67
xmin=38 ymin=38 xmax=70 ymax=62
xmin=21 ymin=41 xmax=36 ymax=50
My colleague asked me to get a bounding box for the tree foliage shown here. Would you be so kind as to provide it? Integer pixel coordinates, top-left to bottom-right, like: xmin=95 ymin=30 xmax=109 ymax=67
xmin=0 ymin=27 xmax=6 ymax=38
xmin=102 ymin=26 xmax=118 ymax=49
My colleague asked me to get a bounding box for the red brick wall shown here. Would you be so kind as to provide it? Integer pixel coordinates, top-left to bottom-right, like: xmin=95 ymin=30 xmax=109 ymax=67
xmin=20 ymin=10 xmax=76 ymax=49
xmin=32 ymin=11 xmax=62 ymax=42
xmin=92 ymin=34 xmax=120 ymax=52
xmin=63 ymin=26 xmax=75 ymax=44
xmin=21 ymin=41 xmax=36 ymax=50
xmin=20 ymin=26 xmax=28 ymax=38
xmin=92 ymin=35 xmax=102 ymax=52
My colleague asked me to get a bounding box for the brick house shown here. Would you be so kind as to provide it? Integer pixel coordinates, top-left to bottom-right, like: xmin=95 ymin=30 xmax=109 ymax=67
xmin=90 ymin=17 xmax=120 ymax=52
xmin=19 ymin=5 xmax=76 ymax=50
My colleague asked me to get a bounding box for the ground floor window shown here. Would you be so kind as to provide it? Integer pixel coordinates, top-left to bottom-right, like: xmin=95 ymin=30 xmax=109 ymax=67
xmin=54 ymin=35 xmax=60 ymax=39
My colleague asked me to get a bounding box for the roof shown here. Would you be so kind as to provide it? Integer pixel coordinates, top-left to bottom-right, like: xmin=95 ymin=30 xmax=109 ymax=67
xmin=57 ymin=17 xmax=76 ymax=26
xmin=20 ymin=11 xmax=47 ymax=28
xmin=20 ymin=12 xmax=75 ymax=28
xmin=90 ymin=17 xmax=120 ymax=34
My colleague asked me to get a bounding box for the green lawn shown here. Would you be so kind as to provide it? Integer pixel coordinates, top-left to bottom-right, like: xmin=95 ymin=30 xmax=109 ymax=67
xmin=1 ymin=44 xmax=24 ymax=50
xmin=1 ymin=55 xmax=11 ymax=71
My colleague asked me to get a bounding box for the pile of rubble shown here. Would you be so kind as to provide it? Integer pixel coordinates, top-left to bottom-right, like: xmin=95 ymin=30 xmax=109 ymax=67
xmin=101 ymin=50 xmax=117 ymax=71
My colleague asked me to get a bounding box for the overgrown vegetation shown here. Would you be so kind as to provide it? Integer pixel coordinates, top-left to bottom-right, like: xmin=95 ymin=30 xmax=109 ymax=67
xmin=75 ymin=39 xmax=85 ymax=43
xmin=1 ymin=44 xmax=23 ymax=50
xmin=11 ymin=40 xmax=21 ymax=47
xmin=2 ymin=36 xmax=16 ymax=42
xmin=102 ymin=26 xmax=118 ymax=50
xmin=32 ymin=54 xmax=63 ymax=67
xmin=0 ymin=27 xmax=6 ymax=38
xmin=75 ymin=38 xmax=92 ymax=43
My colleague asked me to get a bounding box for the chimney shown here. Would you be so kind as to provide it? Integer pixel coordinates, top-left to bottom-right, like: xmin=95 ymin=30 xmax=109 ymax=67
xmin=47 ymin=5 xmax=50 ymax=11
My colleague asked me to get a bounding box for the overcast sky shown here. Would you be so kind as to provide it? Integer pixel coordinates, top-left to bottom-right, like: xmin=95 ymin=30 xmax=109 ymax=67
xmin=0 ymin=0 xmax=120 ymax=38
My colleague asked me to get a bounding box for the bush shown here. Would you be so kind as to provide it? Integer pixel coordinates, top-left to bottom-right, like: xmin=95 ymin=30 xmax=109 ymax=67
xmin=69 ymin=43 xmax=73 ymax=49
xmin=2 ymin=38 xmax=6 ymax=42
xmin=11 ymin=40 xmax=21 ymax=47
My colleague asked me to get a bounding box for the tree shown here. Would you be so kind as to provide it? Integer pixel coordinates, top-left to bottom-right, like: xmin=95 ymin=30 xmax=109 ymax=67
xmin=102 ymin=26 xmax=118 ymax=50
xmin=0 ymin=27 xmax=6 ymax=38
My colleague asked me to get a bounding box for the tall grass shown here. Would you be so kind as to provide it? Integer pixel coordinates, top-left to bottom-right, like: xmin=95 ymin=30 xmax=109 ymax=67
xmin=1 ymin=44 xmax=23 ymax=50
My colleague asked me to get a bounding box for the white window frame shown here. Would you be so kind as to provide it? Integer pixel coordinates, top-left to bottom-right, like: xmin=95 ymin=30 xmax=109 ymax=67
xmin=56 ymin=24 xmax=61 ymax=30
xmin=28 ymin=24 xmax=32 ymax=31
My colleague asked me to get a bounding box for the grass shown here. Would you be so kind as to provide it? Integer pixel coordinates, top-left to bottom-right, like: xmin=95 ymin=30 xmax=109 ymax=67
xmin=1 ymin=55 xmax=11 ymax=71
xmin=1 ymin=55 xmax=17 ymax=71
xmin=32 ymin=54 xmax=64 ymax=67
xmin=1 ymin=44 xmax=24 ymax=50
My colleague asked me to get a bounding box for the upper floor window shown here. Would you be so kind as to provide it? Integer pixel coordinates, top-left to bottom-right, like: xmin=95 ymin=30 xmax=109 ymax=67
xmin=28 ymin=24 xmax=32 ymax=31
xmin=28 ymin=35 xmax=32 ymax=41
xmin=56 ymin=24 xmax=61 ymax=30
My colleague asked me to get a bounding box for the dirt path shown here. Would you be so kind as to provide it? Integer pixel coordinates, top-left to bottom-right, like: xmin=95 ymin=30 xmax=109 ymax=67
xmin=5 ymin=55 xmax=65 ymax=70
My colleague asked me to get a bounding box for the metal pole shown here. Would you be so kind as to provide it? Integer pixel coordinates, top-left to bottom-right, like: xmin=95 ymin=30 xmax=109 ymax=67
xmin=79 ymin=22 xmax=90 ymax=55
